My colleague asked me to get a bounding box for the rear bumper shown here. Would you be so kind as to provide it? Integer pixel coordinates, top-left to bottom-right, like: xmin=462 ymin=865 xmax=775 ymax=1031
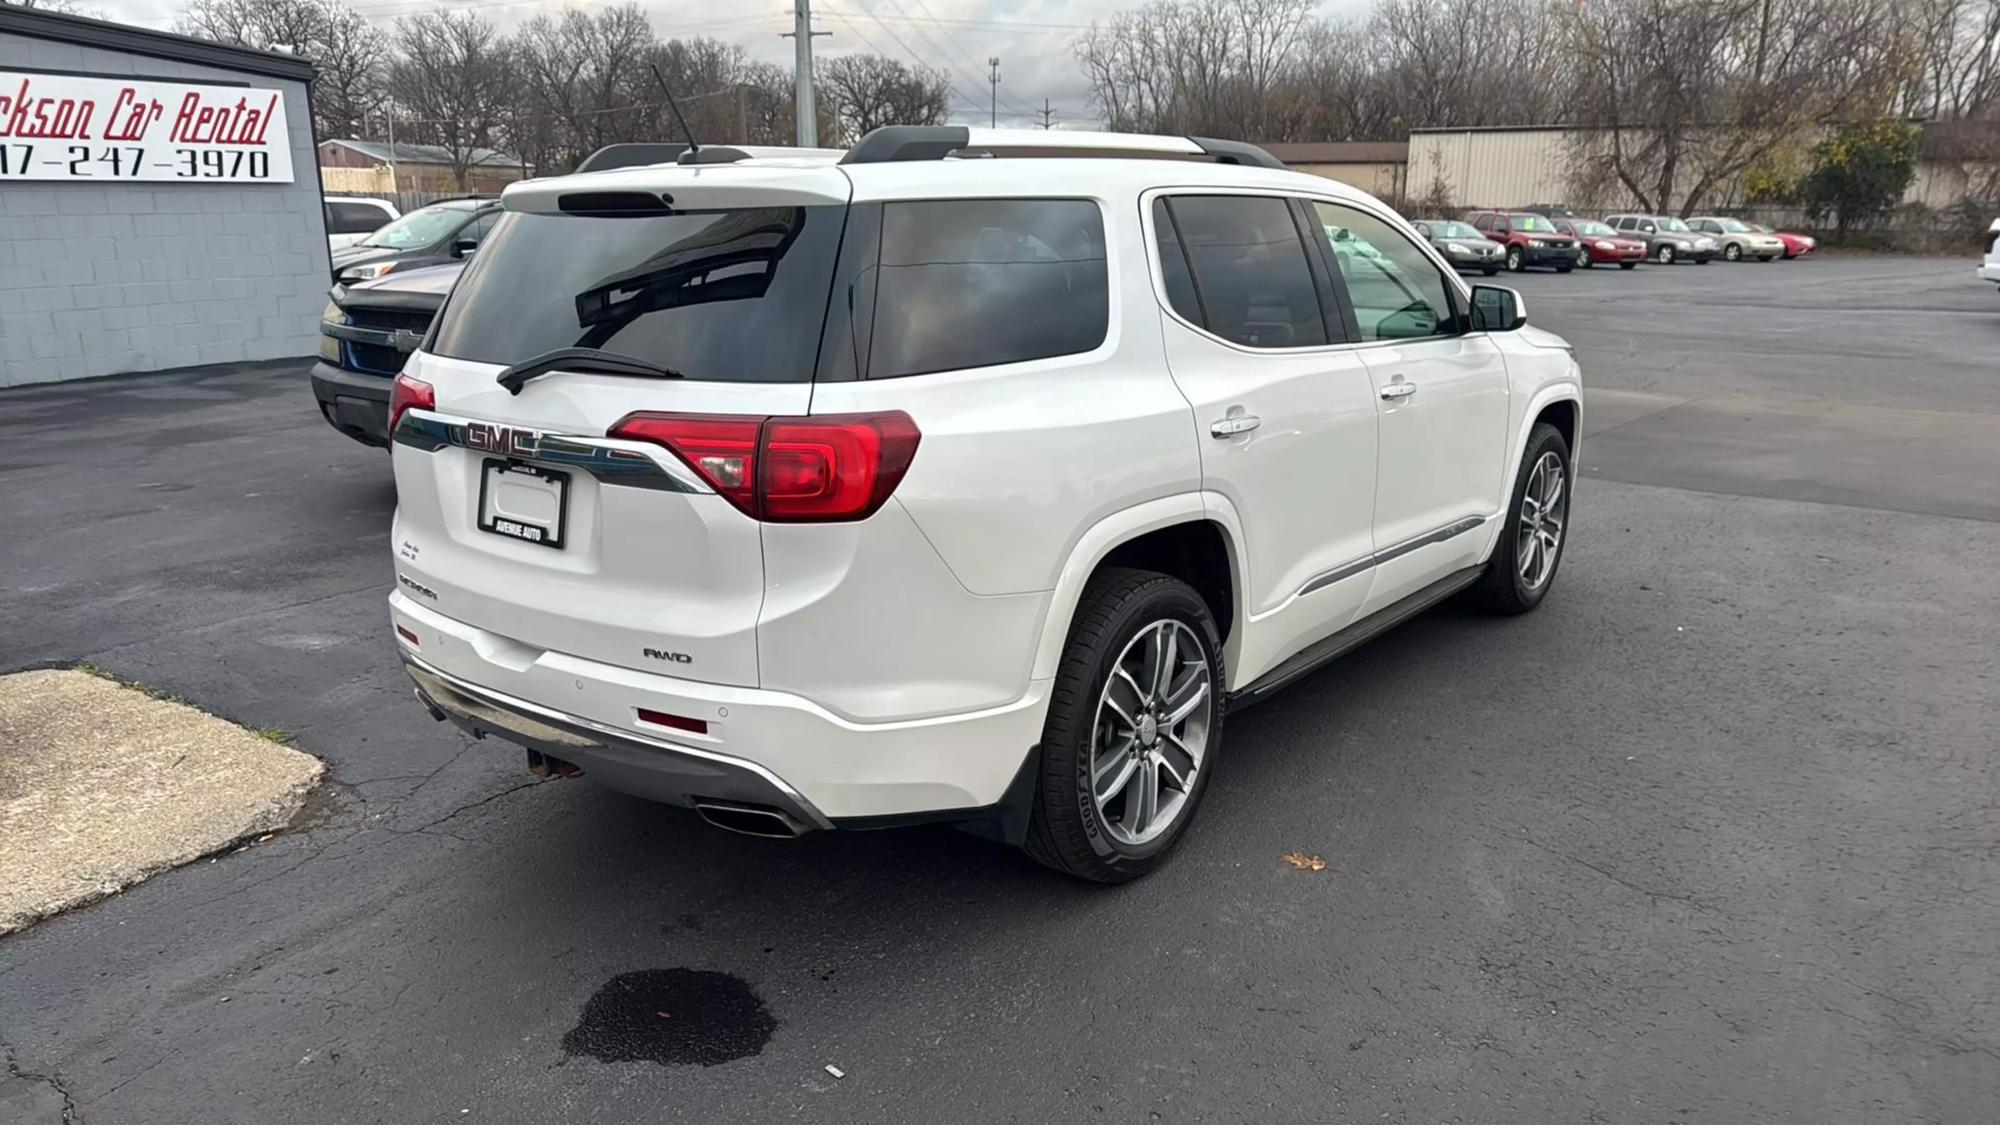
xmin=404 ymin=651 xmax=834 ymax=830
xmin=1979 ymin=261 xmax=2000 ymax=283
xmin=389 ymin=591 xmax=1050 ymax=823
xmin=311 ymin=361 xmax=392 ymax=448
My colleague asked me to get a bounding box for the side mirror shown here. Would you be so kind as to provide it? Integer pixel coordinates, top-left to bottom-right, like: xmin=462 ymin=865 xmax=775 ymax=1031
xmin=1470 ymin=284 xmax=1526 ymax=332
xmin=452 ymin=238 xmax=480 ymax=258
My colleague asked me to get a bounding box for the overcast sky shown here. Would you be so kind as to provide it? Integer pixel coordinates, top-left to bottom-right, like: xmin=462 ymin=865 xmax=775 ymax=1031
xmin=87 ymin=0 xmax=1365 ymax=129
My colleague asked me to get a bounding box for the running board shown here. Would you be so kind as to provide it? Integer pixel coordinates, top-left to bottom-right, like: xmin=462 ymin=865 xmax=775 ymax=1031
xmin=1226 ymin=565 xmax=1486 ymax=711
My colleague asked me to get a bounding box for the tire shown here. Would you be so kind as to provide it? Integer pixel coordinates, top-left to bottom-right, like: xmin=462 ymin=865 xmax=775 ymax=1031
xmin=1655 ymin=243 xmax=1676 ymax=265
xmin=1577 ymin=250 xmax=1593 ymax=269
xmin=1556 ymin=264 xmax=1573 ymax=274
xmin=1723 ymin=243 xmax=1742 ymax=262
xmin=1482 ymin=265 xmax=1500 ymax=276
xmin=1619 ymin=261 xmax=1639 ymax=270
xmin=1505 ymin=246 xmax=1525 ymax=272
xmin=1023 ymin=568 xmax=1225 ymax=883
xmin=1474 ymin=423 xmax=1572 ymax=616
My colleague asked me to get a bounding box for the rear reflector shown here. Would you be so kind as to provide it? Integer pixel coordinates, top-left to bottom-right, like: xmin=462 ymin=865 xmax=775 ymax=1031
xmin=608 ymin=411 xmax=920 ymax=522
xmin=395 ymin=625 xmax=419 ymax=646
xmin=389 ymin=373 xmax=434 ymax=435
xmin=636 ymin=708 xmax=709 ymax=735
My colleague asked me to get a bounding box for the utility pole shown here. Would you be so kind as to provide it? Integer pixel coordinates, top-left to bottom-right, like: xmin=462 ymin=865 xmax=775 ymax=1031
xmin=988 ymin=57 xmax=1000 ymax=128
xmin=782 ymin=2 xmax=830 ymax=147
xmin=1037 ymin=98 xmax=1056 ymax=130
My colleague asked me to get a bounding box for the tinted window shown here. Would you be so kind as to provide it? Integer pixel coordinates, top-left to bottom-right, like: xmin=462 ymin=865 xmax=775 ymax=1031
xmin=430 ymin=206 xmax=844 ymax=382
xmin=1151 ymin=198 xmax=1203 ymax=326
xmin=1164 ymin=195 xmax=1327 ymax=349
xmin=1313 ymin=202 xmax=1456 ymax=342
xmin=328 ymin=201 xmax=390 ymax=235
xmin=866 ymin=199 xmax=1106 ymax=378
xmin=457 ymin=211 xmax=499 ymax=246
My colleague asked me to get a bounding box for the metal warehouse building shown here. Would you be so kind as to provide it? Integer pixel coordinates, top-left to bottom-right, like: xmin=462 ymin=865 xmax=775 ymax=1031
xmin=0 ymin=7 xmax=328 ymax=387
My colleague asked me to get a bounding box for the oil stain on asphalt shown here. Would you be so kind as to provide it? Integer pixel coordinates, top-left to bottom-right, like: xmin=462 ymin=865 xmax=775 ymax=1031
xmin=561 ymin=969 xmax=775 ymax=1067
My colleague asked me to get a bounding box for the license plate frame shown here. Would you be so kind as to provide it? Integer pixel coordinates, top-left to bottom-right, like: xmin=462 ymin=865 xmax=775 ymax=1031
xmin=476 ymin=458 xmax=570 ymax=550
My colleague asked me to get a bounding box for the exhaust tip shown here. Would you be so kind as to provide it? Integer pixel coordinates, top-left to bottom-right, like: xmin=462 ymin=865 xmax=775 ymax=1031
xmin=694 ymin=801 xmax=809 ymax=839
xmin=413 ymin=687 xmax=449 ymax=723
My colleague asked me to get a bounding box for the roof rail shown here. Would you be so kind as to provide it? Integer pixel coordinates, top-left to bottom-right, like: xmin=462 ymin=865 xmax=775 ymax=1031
xmin=838 ymin=126 xmax=1287 ymax=170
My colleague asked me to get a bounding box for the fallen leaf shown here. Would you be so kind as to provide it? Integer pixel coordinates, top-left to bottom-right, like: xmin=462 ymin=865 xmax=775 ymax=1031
xmin=655 ymin=1011 xmax=671 ymax=1019
xmin=1281 ymin=852 xmax=1327 ymax=871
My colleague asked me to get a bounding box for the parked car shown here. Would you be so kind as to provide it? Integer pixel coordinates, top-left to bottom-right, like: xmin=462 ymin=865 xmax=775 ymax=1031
xmin=1411 ymin=219 xmax=1504 ymax=275
xmin=1687 ymin=217 xmax=1785 ymax=262
xmin=1518 ymin=204 xmax=1580 ymax=220
xmin=324 ymin=196 xmax=399 ymax=251
xmin=1982 ymin=217 xmax=2000 ymax=288
xmin=1464 ymin=210 xmax=1579 ymax=272
xmin=1747 ymin=222 xmax=1817 ymax=259
xmin=385 ymin=128 xmax=1583 ymax=883
xmin=329 ymin=197 xmax=500 ymax=284
xmin=1605 ymin=214 xmax=1718 ymax=264
xmin=312 ymin=262 xmax=463 ymax=447
xmin=1551 ymin=218 xmax=1645 ymax=269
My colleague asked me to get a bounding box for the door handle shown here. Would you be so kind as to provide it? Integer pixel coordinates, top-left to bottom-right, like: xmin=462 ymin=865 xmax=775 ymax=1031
xmin=1210 ymin=414 xmax=1261 ymax=437
xmin=1379 ymin=381 xmax=1418 ymax=401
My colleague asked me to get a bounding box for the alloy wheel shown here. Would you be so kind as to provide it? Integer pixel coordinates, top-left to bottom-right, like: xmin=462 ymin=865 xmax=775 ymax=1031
xmin=1517 ymin=451 xmax=1567 ymax=591
xmin=1656 ymin=244 xmax=1675 ymax=264
xmin=1090 ymin=619 xmax=1212 ymax=846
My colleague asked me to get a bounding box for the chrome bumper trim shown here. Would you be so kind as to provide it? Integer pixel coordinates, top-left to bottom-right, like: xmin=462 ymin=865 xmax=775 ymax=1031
xmin=399 ymin=650 xmax=833 ymax=829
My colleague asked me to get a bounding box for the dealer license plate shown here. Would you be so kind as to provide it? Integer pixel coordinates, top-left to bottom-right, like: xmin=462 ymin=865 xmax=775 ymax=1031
xmin=477 ymin=459 xmax=569 ymax=549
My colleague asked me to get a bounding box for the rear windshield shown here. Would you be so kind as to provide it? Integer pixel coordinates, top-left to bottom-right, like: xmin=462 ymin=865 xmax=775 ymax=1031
xmin=430 ymin=207 xmax=844 ymax=382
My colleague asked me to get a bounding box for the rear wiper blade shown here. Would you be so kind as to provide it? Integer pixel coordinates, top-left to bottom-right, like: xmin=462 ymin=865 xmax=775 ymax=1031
xmin=495 ymin=347 xmax=684 ymax=395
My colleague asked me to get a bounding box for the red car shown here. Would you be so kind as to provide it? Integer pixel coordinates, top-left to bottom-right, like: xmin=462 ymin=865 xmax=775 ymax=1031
xmin=1748 ymin=222 xmax=1816 ymax=259
xmin=1552 ymin=218 xmax=1646 ymax=269
xmin=1464 ymin=210 xmax=1579 ymax=272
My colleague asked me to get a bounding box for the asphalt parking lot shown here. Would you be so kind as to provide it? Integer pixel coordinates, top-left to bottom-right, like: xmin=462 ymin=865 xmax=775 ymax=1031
xmin=2 ymin=255 xmax=1996 ymax=1123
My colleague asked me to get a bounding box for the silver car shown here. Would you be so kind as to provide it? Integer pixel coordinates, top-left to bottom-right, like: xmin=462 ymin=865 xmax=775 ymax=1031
xmin=1687 ymin=217 xmax=1786 ymax=262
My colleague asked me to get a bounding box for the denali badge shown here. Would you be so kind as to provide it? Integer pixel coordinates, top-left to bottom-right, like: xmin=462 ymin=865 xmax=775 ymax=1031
xmin=643 ymin=647 xmax=692 ymax=664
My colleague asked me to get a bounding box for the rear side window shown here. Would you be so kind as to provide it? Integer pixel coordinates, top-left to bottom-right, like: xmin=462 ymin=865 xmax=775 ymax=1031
xmin=867 ymin=199 xmax=1107 ymax=379
xmin=1151 ymin=198 xmax=1203 ymax=326
xmin=1160 ymin=195 xmax=1328 ymax=349
xmin=429 ymin=206 xmax=845 ymax=381
xmin=327 ymin=201 xmax=390 ymax=235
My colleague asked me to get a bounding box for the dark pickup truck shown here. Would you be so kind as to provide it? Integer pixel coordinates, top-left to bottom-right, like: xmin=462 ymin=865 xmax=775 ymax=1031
xmin=310 ymin=262 xmax=463 ymax=448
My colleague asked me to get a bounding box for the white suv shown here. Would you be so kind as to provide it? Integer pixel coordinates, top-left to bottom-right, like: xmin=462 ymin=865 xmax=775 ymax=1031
xmin=1982 ymin=218 xmax=2000 ymax=287
xmin=386 ymin=128 xmax=1582 ymax=882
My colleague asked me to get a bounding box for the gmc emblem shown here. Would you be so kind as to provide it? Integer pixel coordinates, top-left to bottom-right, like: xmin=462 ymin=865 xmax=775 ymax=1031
xmin=465 ymin=422 xmax=541 ymax=457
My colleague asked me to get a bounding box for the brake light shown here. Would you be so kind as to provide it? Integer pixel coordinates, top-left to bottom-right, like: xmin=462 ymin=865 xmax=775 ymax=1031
xmin=389 ymin=373 xmax=434 ymax=435
xmin=607 ymin=411 xmax=920 ymax=522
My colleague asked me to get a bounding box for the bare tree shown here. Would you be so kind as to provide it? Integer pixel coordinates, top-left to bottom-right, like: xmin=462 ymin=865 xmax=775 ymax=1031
xmin=175 ymin=0 xmax=387 ymax=141
xmin=389 ymin=11 xmax=512 ymax=190
xmin=820 ymin=54 xmax=950 ymax=141
xmin=1568 ymin=0 xmax=1915 ymax=215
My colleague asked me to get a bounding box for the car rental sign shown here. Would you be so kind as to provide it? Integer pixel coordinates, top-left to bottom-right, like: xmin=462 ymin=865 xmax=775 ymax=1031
xmin=0 ymin=70 xmax=294 ymax=183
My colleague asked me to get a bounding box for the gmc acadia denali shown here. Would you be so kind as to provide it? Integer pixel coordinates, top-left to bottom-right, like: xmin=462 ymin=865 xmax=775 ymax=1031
xmin=387 ymin=127 xmax=1582 ymax=882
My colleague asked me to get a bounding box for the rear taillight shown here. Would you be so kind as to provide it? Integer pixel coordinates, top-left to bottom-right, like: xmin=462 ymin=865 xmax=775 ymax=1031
xmin=389 ymin=373 xmax=434 ymax=435
xmin=608 ymin=411 xmax=920 ymax=523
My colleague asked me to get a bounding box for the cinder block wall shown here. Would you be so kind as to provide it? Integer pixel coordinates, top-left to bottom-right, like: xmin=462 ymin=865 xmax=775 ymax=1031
xmin=0 ymin=36 xmax=329 ymax=387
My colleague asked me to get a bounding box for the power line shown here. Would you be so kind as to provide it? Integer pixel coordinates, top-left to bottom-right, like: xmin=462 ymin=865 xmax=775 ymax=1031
xmin=818 ymin=4 xmax=987 ymax=121
xmin=878 ymin=0 xmax=1035 ymax=118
